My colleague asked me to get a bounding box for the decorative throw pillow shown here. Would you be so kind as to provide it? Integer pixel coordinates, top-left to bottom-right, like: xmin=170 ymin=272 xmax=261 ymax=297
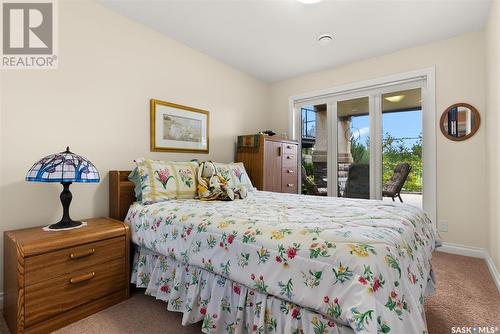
xmin=134 ymin=159 xmax=198 ymax=204
xmin=213 ymin=162 xmax=254 ymax=191
xmin=128 ymin=168 xmax=143 ymax=202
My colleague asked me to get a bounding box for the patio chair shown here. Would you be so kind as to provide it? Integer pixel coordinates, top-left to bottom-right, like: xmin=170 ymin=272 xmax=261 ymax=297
xmin=301 ymin=166 xmax=327 ymax=196
xmin=343 ymin=164 xmax=370 ymax=199
xmin=382 ymin=163 xmax=412 ymax=202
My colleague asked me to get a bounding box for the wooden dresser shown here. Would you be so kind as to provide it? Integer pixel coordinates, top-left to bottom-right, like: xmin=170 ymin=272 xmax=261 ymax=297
xmin=3 ymin=218 xmax=129 ymax=334
xmin=236 ymin=134 xmax=299 ymax=193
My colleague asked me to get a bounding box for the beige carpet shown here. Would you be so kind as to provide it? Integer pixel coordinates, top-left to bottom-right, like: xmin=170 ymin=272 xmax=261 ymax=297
xmin=425 ymin=252 xmax=500 ymax=331
xmin=1 ymin=252 xmax=498 ymax=333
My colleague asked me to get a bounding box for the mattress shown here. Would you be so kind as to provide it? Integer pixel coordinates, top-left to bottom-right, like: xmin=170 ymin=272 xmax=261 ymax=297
xmin=126 ymin=191 xmax=436 ymax=334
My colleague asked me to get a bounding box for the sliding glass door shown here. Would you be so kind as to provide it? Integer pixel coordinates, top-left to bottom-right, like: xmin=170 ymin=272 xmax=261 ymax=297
xmin=298 ymin=81 xmax=424 ymax=207
xmin=299 ymin=103 xmax=328 ymax=196
xmin=336 ymin=96 xmax=371 ymax=199
xmin=381 ymin=88 xmax=423 ymax=208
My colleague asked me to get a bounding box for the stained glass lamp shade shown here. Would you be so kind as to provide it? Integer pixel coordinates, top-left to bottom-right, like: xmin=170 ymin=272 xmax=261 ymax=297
xmin=26 ymin=147 xmax=100 ymax=230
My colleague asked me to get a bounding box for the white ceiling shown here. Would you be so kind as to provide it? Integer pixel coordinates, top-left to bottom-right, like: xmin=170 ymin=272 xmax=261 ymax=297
xmin=99 ymin=0 xmax=491 ymax=82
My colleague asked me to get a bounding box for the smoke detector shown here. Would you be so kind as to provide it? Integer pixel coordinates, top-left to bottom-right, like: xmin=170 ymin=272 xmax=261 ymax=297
xmin=318 ymin=33 xmax=334 ymax=46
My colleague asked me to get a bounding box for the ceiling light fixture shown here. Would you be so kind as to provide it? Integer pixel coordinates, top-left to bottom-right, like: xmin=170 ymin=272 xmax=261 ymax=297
xmin=384 ymin=95 xmax=405 ymax=103
xmin=297 ymin=0 xmax=323 ymax=4
xmin=318 ymin=33 xmax=333 ymax=46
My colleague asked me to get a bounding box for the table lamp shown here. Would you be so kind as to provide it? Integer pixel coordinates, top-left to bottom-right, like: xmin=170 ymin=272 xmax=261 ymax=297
xmin=26 ymin=147 xmax=100 ymax=230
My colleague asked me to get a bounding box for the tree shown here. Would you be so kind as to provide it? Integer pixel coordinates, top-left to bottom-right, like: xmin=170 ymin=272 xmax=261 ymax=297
xmin=351 ymin=137 xmax=369 ymax=164
xmin=382 ymin=132 xmax=422 ymax=192
xmin=349 ymin=133 xmax=422 ymax=193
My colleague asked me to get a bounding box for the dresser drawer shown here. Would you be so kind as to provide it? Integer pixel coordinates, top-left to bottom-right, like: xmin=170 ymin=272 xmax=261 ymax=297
xmin=282 ymin=168 xmax=298 ymax=184
xmin=282 ymin=181 xmax=298 ymax=193
xmin=24 ymin=257 xmax=126 ymax=327
xmin=282 ymin=167 xmax=298 ymax=193
xmin=25 ymin=236 xmax=125 ymax=286
xmin=282 ymin=154 xmax=297 ymax=168
xmin=282 ymin=167 xmax=297 ymax=177
xmin=282 ymin=143 xmax=297 ymax=155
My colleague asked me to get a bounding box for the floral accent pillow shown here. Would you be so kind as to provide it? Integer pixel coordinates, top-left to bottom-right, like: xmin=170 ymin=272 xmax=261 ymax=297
xmin=134 ymin=159 xmax=198 ymax=204
xmin=214 ymin=162 xmax=254 ymax=191
xmin=128 ymin=168 xmax=144 ymax=202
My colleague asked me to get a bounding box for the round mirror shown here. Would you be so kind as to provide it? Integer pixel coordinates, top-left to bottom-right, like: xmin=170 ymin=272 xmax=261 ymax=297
xmin=440 ymin=103 xmax=480 ymax=141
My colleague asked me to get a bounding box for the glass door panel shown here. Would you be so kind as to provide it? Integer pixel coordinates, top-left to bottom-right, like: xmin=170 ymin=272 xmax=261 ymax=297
xmin=337 ymin=97 xmax=370 ymax=199
xmin=381 ymin=88 xmax=422 ymax=208
xmin=300 ymin=104 xmax=328 ymax=196
xmin=297 ymin=82 xmax=426 ymax=205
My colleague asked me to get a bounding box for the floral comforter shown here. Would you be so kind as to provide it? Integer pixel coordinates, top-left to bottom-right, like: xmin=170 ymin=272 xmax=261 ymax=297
xmin=126 ymin=191 xmax=436 ymax=334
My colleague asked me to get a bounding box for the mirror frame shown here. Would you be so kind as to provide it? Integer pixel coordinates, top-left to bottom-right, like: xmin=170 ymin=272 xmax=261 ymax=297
xmin=440 ymin=103 xmax=481 ymax=142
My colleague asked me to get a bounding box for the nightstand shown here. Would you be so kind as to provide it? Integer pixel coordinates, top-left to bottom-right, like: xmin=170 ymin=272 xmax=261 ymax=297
xmin=3 ymin=217 xmax=130 ymax=334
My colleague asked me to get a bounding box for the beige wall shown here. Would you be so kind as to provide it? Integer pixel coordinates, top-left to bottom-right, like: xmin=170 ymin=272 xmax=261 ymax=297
xmin=269 ymin=32 xmax=488 ymax=249
xmin=486 ymin=0 xmax=500 ymax=269
xmin=0 ymin=1 xmax=269 ymax=287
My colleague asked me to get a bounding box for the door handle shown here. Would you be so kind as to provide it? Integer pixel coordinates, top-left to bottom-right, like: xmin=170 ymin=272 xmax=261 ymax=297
xmin=278 ymin=146 xmax=282 ymax=156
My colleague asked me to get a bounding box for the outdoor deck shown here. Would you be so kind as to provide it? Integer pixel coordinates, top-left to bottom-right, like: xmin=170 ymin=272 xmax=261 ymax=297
xmin=382 ymin=193 xmax=422 ymax=209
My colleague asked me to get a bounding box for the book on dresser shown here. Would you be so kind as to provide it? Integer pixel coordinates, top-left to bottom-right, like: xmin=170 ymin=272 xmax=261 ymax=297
xmin=236 ymin=134 xmax=299 ymax=194
xmin=3 ymin=217 xmax=130 ymax=334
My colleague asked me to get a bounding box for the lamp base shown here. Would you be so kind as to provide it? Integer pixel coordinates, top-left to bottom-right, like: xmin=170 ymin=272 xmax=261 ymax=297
xmin=46 ymin=181 xmax=82 ymax=230
xmin=47 ymin=220 xmax=82 ymax=230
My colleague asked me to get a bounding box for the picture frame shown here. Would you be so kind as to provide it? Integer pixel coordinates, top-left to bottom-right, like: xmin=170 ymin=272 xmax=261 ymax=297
xmin=150 ymin=99 xmax=209 ymax=153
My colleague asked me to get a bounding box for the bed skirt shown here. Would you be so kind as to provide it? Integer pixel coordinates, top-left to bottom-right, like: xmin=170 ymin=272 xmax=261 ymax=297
xmin=132 ymin=247 xmax=356 ymax=334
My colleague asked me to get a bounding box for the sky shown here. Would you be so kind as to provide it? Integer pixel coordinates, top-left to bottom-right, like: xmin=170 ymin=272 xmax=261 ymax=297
xmin=352 ymin=110 xmax=422 ymax=148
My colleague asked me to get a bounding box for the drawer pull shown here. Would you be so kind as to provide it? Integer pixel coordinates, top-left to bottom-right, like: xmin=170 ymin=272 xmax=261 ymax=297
xmin=70 ymin=248 xmax=95 ymax=260
xmin=287 ymin=145 xmax=293 ymax=149
xmin=287 ymin=183 xmax=294 ymax=187
xmin=286 ymin=156 xmax=293 ymax=159
xmin=287 ymin=169 xmax=294 ymax=173
xmin=69 ymin=272 xmax=95 ymax=284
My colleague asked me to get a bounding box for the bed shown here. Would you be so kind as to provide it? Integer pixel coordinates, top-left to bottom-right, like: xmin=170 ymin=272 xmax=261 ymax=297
xmin=109 ymin=170 xmax=436 ymax=334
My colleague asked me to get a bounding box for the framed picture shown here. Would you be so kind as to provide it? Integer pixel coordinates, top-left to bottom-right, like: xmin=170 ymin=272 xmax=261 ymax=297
xmin=150 ymin=99 xmax=209 ymax=153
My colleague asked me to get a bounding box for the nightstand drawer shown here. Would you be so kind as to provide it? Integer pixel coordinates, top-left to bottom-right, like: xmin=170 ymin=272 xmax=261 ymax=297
xmin=25 ymin=236 xmax=125 ymax=286
xmin=24 ymin=257 xmax=126 ymax=327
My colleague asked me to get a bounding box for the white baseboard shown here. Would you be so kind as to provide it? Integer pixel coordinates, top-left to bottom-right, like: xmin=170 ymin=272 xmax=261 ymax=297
xmin=437 ymin=242 xmax=500 ymax=292
xmin=484 ymin=252 xmax=500 ymax=293
xmin=437 ymin=242 xmax=486 ymax=258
